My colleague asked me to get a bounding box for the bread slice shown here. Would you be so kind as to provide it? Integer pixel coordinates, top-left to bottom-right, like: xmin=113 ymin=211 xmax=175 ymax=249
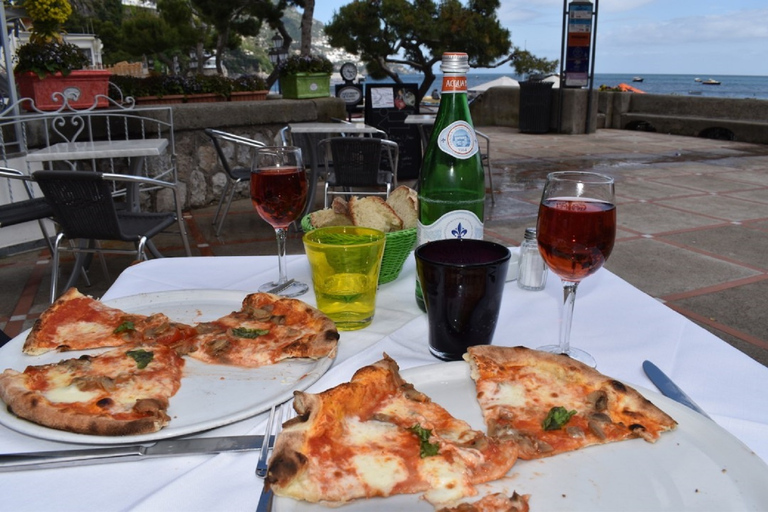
xmin=348 ymin=196 xmax=403 ymax=233
xmin=309 ymin=209 xmax=352 ymax=228
xmin=386 ymin=186 xmax=418 ymax=229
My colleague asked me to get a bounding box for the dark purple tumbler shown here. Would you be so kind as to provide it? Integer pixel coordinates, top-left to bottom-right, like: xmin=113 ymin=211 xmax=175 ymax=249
xmin=415 ymin=239 xmax=510 ymax=361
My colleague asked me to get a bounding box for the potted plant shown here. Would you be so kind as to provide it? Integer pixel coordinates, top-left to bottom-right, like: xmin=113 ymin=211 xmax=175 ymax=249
xmin=133 ymin=74 xmax=186 ymax=105
xmin=278 ymin=54 xmax=333 ymax=99
xmin=185 ymin=74 xmax=230 ymax=103
xmin=229 ymin=74 xmax=268 ymax=102
xmin=14 ymin=0 xmax=111 ymax=111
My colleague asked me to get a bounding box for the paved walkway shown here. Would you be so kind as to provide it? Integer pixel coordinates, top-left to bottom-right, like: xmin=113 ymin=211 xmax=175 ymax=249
xmin=2 ymin=128 xmax=767 ymax=367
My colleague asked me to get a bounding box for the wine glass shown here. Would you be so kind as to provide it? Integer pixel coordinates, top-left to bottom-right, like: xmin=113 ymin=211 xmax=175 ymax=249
xmin=250 ymin=146 xmax=309 ymax=297
xmin=536 ymin=171 xmax=616 ymax=367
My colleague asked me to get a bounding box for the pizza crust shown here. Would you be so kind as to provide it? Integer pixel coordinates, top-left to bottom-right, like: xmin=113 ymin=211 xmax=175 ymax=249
xmin=0 ymin=344 xmax=184 ymax=436
xmin=266 ymin=354 xmax=519 ymax=506
xmin=465 ymin=345 xmax=677 ymax=459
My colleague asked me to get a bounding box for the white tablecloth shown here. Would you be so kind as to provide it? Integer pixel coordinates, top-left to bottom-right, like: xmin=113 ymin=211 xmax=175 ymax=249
xmin=2 ymin=253 xmax=767 ymax=511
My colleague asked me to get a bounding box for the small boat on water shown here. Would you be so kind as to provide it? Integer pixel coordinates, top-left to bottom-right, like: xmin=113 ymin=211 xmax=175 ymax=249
xmin=632 ymin=76 xmax=644 ymax=82
xmin=694 ymin=77 xmax=702 ymax=82
xmin=702 ymin=78 xmax=721 ymax=85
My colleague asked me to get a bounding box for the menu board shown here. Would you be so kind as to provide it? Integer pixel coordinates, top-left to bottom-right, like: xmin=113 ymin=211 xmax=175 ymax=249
xmin=364 ymin=83 xmax=422 ymax=180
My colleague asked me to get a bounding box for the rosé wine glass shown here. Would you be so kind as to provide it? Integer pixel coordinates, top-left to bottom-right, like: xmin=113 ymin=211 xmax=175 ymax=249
xmin=536 ymin=171 xmax=616 ymax=367
xmin=251 ymin=146 xmax=309 ymax=297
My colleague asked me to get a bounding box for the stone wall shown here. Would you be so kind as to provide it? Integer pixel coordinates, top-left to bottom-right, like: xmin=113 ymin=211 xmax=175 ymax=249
xmin=168 ymin=97 xmax=346 ymax=210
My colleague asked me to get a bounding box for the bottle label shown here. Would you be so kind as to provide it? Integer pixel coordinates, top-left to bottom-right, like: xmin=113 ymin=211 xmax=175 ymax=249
xmin=441 ymin=75 xmax=467 ymax=94
xmin=437 ymin=121 xmax=479 ymax=159
xmin=418 ymin=210 xmax=483 ymax=246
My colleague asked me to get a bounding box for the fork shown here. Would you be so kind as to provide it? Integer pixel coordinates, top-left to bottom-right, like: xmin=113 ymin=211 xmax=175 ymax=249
xmin=256 ymin=403 xmax=287 ymax=512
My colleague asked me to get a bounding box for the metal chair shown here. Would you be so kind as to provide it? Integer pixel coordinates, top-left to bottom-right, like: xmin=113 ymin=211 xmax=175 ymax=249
xmin=204 ymin=129 xmax=265 ymax=236
xmin=319 ymin=137 xmax=399 ymax=208
xmin=34 ymin=170 xmax=187 ymax=303
xmin=0 ymin=167 xmax=55 ymax=252
xmin=475 ymin=130 xmax=496 ymax=205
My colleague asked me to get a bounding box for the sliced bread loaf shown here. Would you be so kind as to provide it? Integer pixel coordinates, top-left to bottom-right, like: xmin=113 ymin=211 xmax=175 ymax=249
xmin=348 ymin=196 xmax=403 ymax=233
xmin=386 ymin=186 xmax=418 ymax=229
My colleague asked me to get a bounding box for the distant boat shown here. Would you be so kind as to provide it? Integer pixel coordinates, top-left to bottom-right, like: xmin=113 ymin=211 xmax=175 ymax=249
xmin=688 ymin=90 xmax=703 ymax=95
xmin=694 ymin=78 xmax=702 ymax=82
xmin=702 ymin=78 xmax=721 ymax=85
xmin=632 ymin=77 xmax=644 ymax=82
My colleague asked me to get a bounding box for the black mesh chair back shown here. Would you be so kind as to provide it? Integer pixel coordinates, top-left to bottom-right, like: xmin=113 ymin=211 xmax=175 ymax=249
xmin=35 ymin=171 xmax=127 ymax=241
xmin=204 ymin=129 xmax=264 ymax=236
xmin=33 ymin=170 xmax=179 ymax=302
xmin=321 ymin=137 xmax=398 ymax=207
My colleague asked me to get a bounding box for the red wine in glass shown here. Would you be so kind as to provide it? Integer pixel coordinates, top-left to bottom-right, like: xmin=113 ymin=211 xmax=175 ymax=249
xmin=537 ymin=198 xmax=616 ymax=282
xmin=250 ymin=167 xmax=307 ymax=229
xmin=535 ymin=172 xmax=616 ymax=367
xmin=251 ymin=147 xmax=309 ymax=297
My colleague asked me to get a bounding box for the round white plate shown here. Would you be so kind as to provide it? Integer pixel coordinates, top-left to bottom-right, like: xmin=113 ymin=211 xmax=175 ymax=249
xmin=0 ymin=290 xmax=334 ymax=445
xmin=275 ymin=361 xmax=768 ymax=511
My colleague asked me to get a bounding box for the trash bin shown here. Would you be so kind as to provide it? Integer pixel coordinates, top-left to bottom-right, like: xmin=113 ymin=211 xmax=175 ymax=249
xmin=519 ymin=81 xmax=554 ymax=134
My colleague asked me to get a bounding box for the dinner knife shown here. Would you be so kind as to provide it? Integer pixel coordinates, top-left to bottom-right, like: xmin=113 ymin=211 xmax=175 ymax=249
xmin=642 ymin=360 xmax=711 ymax=419
xmin=0 ymin=434 xmax=274 ymax=472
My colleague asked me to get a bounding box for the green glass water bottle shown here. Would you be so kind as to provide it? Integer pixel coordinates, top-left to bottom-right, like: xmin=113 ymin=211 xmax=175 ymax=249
xmin=415 ymin=52 xmax=485 ymax=311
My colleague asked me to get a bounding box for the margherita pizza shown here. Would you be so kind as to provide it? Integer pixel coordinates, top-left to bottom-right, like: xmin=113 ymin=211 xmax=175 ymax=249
xmin=24 ymin=288 xmax=197 ymax=355
xmin=464 ymin=345 xmax=677 ymax=460
xmin=186 ymin=292 xmax=339 ymax=368
xmin=0 ymin=343 xmax=184 ymax=436
xmin=266 ymin=354 xmax=520 ymax=506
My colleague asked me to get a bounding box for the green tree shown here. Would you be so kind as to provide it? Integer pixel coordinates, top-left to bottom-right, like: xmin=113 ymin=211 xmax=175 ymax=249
xmin=325 ymin=0 xmax=555 ymax=100
xmin=511 ymin=48 xmax=558 ymax=79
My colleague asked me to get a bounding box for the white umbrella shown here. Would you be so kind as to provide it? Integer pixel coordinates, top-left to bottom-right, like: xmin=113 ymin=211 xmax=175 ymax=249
xmin=468 ymin=76 xmax=520 ymax=92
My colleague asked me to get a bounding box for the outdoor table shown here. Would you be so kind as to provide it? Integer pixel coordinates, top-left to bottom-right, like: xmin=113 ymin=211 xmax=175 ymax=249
xmin=1 ymin=253 xmax=767 ymax=510
xmin=26 ymin=139 xmax=170 ymax=212
xmin=286 ymin=123 xmax=385 ymax=216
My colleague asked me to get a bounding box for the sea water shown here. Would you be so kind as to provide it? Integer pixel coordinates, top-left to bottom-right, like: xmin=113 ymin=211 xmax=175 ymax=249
xmin=367 ymin=73 xmax=768 ymax=101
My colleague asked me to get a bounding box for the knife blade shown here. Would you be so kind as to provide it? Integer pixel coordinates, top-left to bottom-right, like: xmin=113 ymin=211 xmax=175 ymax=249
xmin=642 ymin=360 xmax=711 ymax=419
xmin=0 ymin=434 xmax=274 ymax=472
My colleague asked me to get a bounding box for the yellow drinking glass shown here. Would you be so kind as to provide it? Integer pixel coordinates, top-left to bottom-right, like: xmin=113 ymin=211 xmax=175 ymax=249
xmin=303 ymin=226 xmax=386 ymax=331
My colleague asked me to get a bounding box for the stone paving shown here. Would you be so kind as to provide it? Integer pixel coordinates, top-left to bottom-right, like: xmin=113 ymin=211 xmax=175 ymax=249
xmin=2 ymin=128 xmax=767 ymax=368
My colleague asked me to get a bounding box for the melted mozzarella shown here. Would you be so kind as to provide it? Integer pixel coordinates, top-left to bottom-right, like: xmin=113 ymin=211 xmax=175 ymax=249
xmin=352 ymin=453 xmax=408 ymax=495
xmin=484 ymin=381 xmax=527 ymax=408
xmin=44 ymin=384 xmax=100 ymax=404
xmin=346 ymin=416 xmax=400 ymax=444
xmin=420 ymin=457 xmax=471 ymax=504
xmin=56 ymin=321 xmax=114 ymax=340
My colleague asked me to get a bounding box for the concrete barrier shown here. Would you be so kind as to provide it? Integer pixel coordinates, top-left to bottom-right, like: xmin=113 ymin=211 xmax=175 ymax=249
xmin=597 ymin=92 xmax=768 ymax=144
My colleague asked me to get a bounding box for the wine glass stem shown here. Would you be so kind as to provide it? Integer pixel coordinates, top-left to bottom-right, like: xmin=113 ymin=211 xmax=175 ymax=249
xmin=559 ymin=280 xmax=579 ymax=355
xmin=274 ymin=227 xmax=289 ymax=285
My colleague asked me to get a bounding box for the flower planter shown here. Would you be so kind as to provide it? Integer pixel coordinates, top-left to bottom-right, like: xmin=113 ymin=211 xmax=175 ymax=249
xmin=185 ymin=93 xmax=225 ymax=104
xmin=229 ymin=90 xmax=268 ymax=102
xmin=15 ymin=70 xmax=112 ymax=111
xmin=134 ymin=94 xmax=185 ymax=105
xmin=281 ymin=73 xmax=331 ymax=99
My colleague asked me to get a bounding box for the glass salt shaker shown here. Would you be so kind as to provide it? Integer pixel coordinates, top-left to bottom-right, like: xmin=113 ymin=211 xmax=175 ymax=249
xmin=518 ymin=227 xmax=548 ymax=291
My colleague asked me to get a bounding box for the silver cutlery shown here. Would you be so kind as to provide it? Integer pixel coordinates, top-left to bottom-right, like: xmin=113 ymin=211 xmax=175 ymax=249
xmin=256 ymin=403 xmax=287 ymax=512
xmin=0 ymin=434 xmax=274 ymax=472
xmin=642 ymin=360 xmax=711 ymax=419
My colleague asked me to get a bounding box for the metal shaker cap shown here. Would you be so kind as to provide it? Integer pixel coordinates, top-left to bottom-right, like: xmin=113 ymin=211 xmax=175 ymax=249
xmin=524 ymin=227 xmax=537 ymax=240
xmin=441 ymin=52 xmax=469 ymax=73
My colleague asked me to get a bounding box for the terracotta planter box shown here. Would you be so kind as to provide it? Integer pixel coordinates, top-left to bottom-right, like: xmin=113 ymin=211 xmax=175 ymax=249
xmin=185 ymin=93 xmax=225 ymax=103
xmin=15 ymin=70 xmax=112 ymax=111
xmin=230 ymin=90 xmax=268 ymax=102
xmin=135 ymin=94 xmax=185 ymax=105
xmin=281 ymin=73 xmax=331 ymax=99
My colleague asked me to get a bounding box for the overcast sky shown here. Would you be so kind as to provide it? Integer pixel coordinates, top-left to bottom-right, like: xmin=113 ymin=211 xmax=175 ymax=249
xmin=313 ymin=0 xmax=768 ymax=76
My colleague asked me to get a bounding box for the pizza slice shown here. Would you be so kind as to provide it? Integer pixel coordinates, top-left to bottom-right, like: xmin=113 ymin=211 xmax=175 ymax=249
xmin=266 ymin=354 xmax=520 ymax=506
xmin=437 ymin=493 xmax=530 ymax=512
xmin=24 ymin=288 xmax=197 ymax=355
xmin=464 ymin=345 xmax=677 ymax=460
xmin=0 ymin=343 xmax=184 ymax=435
xmin=186 ymin=292 xmax=339 ymax=368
